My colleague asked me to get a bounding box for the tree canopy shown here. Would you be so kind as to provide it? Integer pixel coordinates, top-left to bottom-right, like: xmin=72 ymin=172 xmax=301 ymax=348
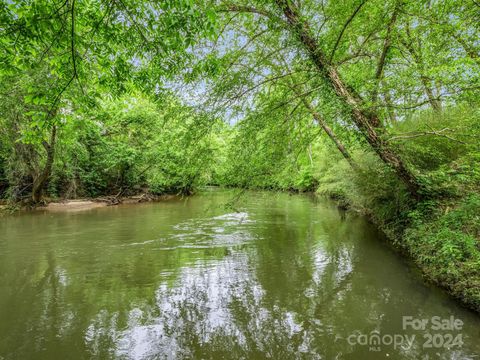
xmin=0 ymin=0 xmax=478 ymax=201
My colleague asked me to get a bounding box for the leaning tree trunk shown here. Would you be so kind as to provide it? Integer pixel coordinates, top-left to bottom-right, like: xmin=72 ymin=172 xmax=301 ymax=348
xmin=298 ymin=94 xmax=357 ymax=170
xmin=284 ymin=76 xmax=357 ymax=169
xmin=32 ymin=125 xmax=57 ymax=203
xmin=304 ymin=101 xmax=357 ymax=170
xmin=275 ymin=0 xmax=422 ymax=199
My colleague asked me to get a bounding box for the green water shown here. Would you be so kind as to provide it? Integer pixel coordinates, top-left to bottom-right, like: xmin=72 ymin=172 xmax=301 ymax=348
xmin=0 ymin=190 xmax=479 ymax=359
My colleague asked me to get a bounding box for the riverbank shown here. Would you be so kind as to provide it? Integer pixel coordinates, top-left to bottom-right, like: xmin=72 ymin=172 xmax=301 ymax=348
xmin=400 ymin=195 xmax=480 ymax=313
xmin=0 ymin=193 xmax=179 ymax=214
xmin=323 ymin=189 xmax=480 ymax=314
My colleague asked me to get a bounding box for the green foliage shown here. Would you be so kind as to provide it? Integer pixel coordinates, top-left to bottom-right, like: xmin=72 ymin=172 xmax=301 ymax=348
xmin=0 ymin=90 xmax=221 ymax=199
xmin=67 ymin=94 xmax=222 ymax=196
xmin=0 ymin=151 xmax=7 ymax=198
xmin=390 ymin=106 xmax=480 ymax=198
xmin=216 ymin=108 xmax=320 ymax=192
xmin=404 ymin=195 xmax=480 ymax=309
xmin=392 ymin=106 xmax=479 ymax=170
xmin=314 ymin=145 xmax=413 ymax=231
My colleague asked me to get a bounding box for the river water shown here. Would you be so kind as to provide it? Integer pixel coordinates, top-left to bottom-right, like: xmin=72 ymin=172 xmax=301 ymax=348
xmin=0 ymin=189 xmax=479 ymax=359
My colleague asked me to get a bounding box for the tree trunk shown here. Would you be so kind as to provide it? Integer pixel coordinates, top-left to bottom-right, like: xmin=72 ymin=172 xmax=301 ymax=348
xmin=299 ymin=96 xmax=357 ymax=170
xmin=32 ymin=125 xmax=57 ymax=203
xmin=371 ymin=2 xmax=400 ymax=104
xmin=419 ymin=74 xmax=442 ymax=112
xmin=401 ymin=29 xmax=442 ymax=113
xmin=275 ymin=0 xmax=422 ymax=198
xmin=382 ymin=83 xmax=397 ymax=125
xmin=283 ymin=75 xmax=357 ymax=169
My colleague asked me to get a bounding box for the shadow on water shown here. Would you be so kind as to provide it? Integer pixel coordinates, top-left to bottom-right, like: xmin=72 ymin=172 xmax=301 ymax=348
xmin=0 ymin=189 xmax=479 ymax=359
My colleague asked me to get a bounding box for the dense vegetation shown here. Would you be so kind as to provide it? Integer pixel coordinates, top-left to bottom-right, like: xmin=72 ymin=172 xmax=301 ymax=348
xmin=0 ymin=0 xmax=479 ymax=310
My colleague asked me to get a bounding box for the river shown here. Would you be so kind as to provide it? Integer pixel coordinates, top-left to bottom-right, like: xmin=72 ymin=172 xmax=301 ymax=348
xmin=0 ymin=189 xmax=479 ymax=359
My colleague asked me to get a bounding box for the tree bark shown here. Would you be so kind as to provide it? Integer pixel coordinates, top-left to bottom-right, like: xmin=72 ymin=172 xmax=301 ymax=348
xmin=298 ymin=95 xmax=357 ymax=169
xmin=282 ymin=71 xmax=357 ymax=169
xmin=274 ymin=0 xmax=422 ymax=198
xmin=32 ymin=125 xmax=57 ymax=203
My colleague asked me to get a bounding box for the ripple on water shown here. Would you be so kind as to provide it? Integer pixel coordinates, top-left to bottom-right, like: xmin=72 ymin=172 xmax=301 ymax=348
xmin=165 ymin=212 xmax=256 ymax=250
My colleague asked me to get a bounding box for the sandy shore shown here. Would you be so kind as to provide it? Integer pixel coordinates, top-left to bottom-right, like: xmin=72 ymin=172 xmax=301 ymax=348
xmin=45 ymin=200 xmax=108 ymax=212
xmin=43 ymin=194 xmax=178 ymax=212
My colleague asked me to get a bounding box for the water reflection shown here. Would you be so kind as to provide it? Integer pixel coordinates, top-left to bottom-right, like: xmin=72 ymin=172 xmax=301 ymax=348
xmin=84 ymin=239 xmax=479 ymax=359
xmin=0 ymin=190 xmax=479 ymax=359
xmin=86 ymin=254 xmax=321 ymax=359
